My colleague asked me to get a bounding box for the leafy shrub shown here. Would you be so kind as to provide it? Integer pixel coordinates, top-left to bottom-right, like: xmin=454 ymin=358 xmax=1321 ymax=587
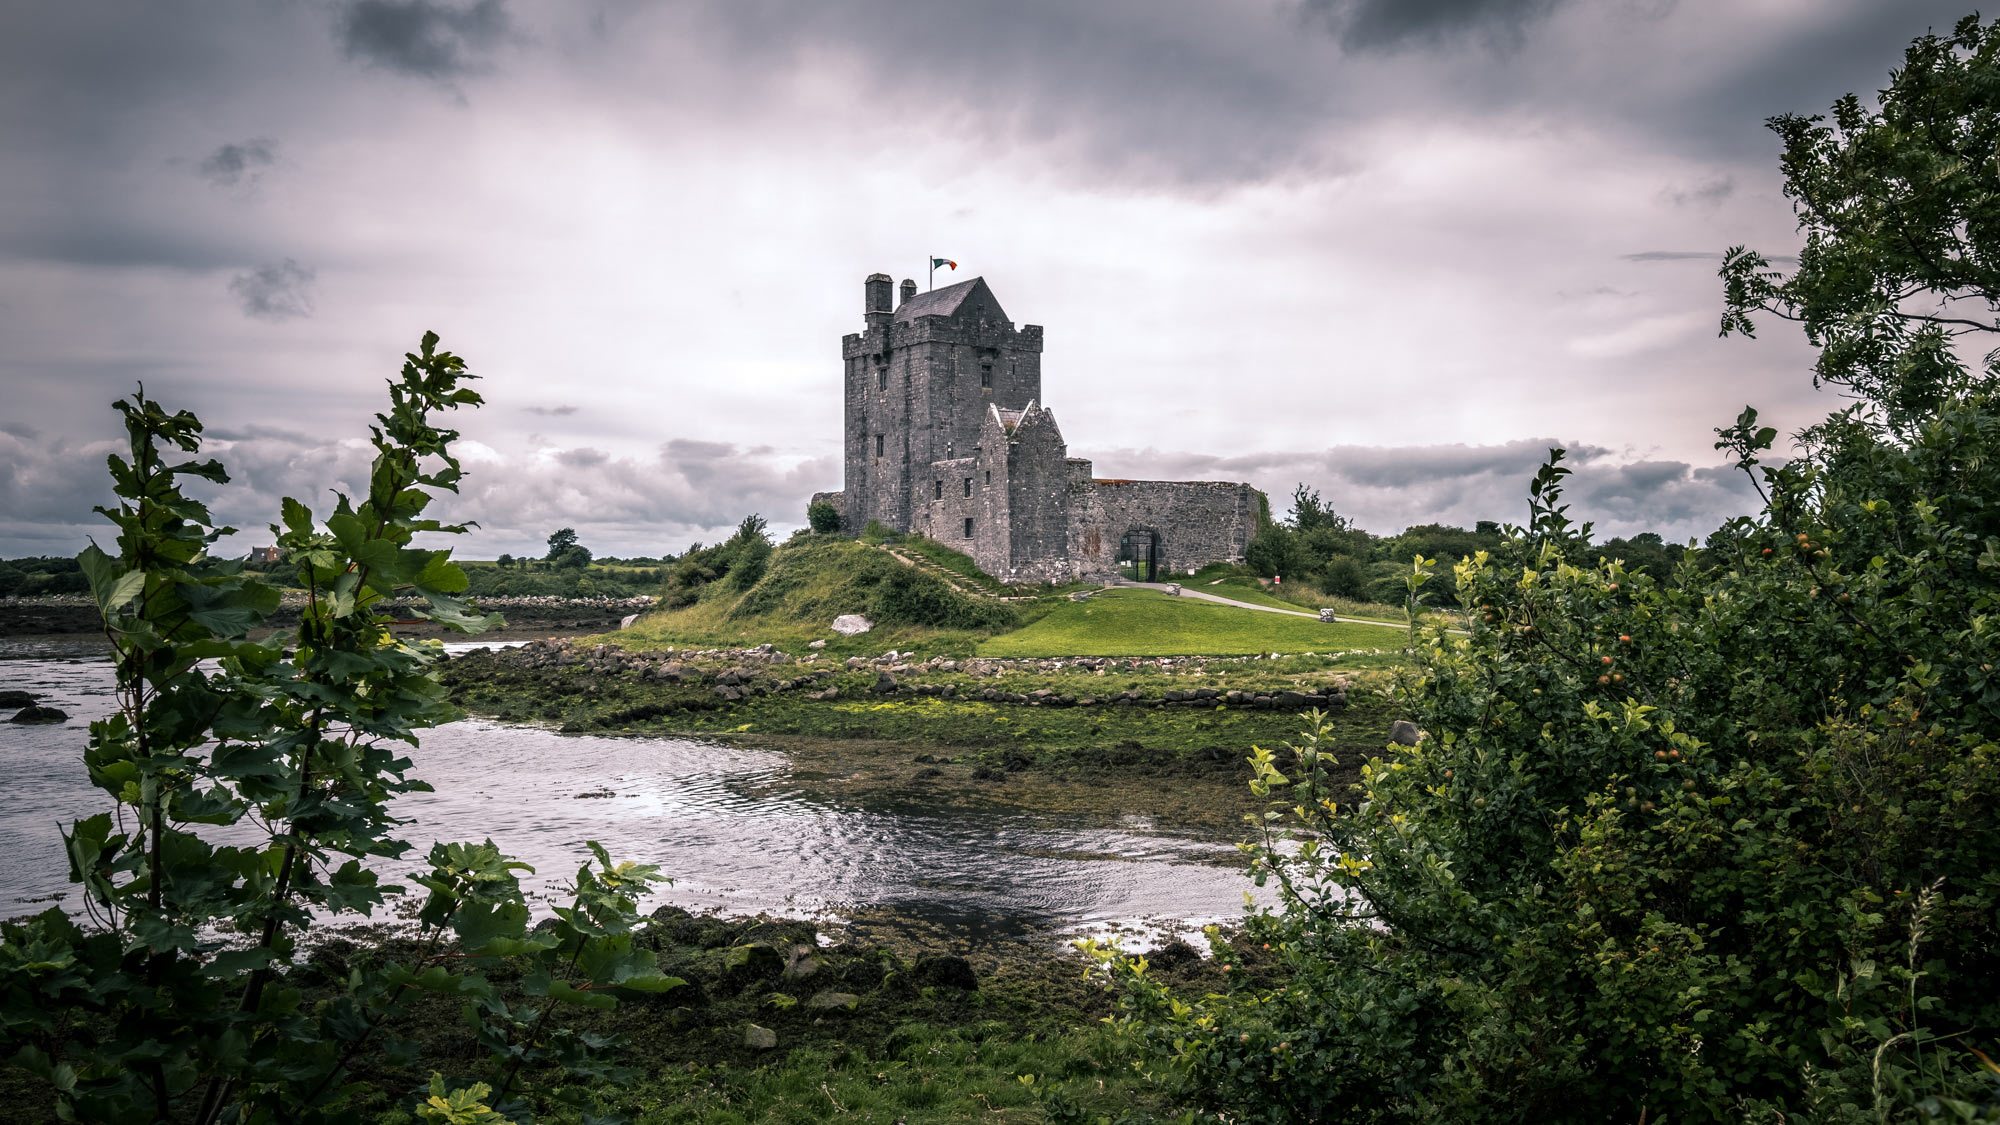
xmin=806 ymin=498 xmax=842 ymax=534
xmin=869 ymin=565 xmax=1015 ymax=630
xmin=1243 ymin=522 xmax=1309 ymax=580
xmin=661 ymin=515 xmax=772 ymax=605
xmin=1314 ymin=554 xmax=1369 ymax=598
xmin=0 ymin=335 xmax=673 ymax=1123
xmin=1095 ymin=18 xmax=2000 ymax=1123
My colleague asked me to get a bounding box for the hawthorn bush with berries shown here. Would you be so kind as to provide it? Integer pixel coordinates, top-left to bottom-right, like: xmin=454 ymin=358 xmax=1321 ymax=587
xmin=1095 ymin=15 xmax=2000 ymax=1123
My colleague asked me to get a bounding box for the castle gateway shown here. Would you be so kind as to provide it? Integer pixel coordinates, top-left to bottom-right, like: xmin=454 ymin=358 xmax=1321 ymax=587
xmin=813 ymin=273 xmax=1260 ymax=583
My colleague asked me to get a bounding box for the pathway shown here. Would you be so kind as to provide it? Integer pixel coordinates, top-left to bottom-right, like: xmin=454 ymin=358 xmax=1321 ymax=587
xmin=1118 ymin=581 xmax=1411 ymax=632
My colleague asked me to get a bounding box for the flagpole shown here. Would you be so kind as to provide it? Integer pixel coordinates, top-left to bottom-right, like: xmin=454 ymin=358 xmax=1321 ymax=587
xmin=928 ymin=257 xmax=934 ymax=292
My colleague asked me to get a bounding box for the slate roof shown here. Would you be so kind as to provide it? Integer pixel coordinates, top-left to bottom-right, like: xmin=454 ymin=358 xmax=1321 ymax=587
xmin=895 ymin=276 xmax=1007 ymax=322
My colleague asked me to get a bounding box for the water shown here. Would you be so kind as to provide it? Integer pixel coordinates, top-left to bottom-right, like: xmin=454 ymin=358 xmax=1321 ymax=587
xmin=0 ymin=638 xmax=1258 ymax=947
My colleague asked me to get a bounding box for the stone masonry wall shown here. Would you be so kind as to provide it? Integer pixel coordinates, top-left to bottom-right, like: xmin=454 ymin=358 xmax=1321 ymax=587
xmin=1068 ymin=479 xmax=1260 ymax=578
xmin=840 ymin=278 xmax=1042 ymax=535
xmin=1002 ymin=407 xmax=1074 ymax=582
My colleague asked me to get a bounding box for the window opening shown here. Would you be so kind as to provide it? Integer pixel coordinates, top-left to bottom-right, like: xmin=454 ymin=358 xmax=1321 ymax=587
xmin=963 ymin=477 xmax=973 ymax=497
xmin=980 ymin=362 xmax=993 ymax=388
xmin=963 ymin=517 xmax=975 ymax=539
xmin=934 ymin=480 xmax=943 ymax=500
xmin=875 ymin=434 xmax=884 ymax=458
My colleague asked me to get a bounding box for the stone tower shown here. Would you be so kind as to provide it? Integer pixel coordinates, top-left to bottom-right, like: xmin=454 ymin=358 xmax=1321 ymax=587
xmin=839 ymin=273 xmax=1044 ymax=532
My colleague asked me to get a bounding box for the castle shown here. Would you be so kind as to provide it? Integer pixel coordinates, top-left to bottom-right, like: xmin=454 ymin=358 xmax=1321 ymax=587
xmin=812 ymin=273 xmax=1261 ymax=583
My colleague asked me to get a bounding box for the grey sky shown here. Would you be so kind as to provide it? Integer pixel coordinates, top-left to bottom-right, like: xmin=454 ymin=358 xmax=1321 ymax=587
xmin=0 ymin=0 xmax=1974 ymax=558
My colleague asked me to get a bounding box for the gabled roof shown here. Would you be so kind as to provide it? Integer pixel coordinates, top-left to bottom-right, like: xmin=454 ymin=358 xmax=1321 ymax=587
xmin=895 ymin=276 xmax=1009 ymax=323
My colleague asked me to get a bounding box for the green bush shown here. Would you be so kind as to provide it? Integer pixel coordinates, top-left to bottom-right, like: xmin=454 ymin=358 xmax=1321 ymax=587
xmin=662 ymin=515 xmax=773 ymax=605
xmin=806 ymin=498 xmax=842 ymax=534
xmin=0 ymin=335 xmax=672 ymax=1123
xmin=869 ymin=565 xmax=1015 ymax=630
xmin=1096 ymin=17 xmax=2000 ymax=1123
xmin=1315 ymin=555 xmax=1369 ymax=598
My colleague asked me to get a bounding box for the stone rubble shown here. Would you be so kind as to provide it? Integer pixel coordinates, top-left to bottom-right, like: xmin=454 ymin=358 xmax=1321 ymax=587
xmin=463 ymin=637 xmax=1358 ymax=713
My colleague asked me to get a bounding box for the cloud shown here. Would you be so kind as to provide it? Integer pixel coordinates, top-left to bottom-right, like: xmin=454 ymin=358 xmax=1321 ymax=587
xmin=1622 ymin=250 xmax=1723 ymax=262
xmin=523 ymin=404 xmax=577 ymax=416
xmin=228 ymin=259 xmax=316 ymax=320
xmin=336 ymin=0 xmax=510 ymax=79
xmin=1078 ymin=439 xmax=1762 ymax=544
xmin=196 ymin=138 xmax=278 ymax=187
xmin=1302 ymin=0 xmax=1570 ymax=51
xmin=1663 ymin=175 xmax=1732 ymax=207
xmin=553 ymin=446 xmax=608 ymax=467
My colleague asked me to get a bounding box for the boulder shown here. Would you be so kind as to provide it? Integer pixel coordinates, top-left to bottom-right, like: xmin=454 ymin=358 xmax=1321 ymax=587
xmin=719 ymin=943 xmax=785 ymax=990
xmin=831 ymin=614 xmax=873 ymax=636
xmin=782 ymin=947 xmax=823 ymax=981
xmin=872 ymin=672 xmax=898 ymax=694
xmin=10 ymin=705 xmax=67 ymax=724
xmin=808 ymin=639 xmax=827 ymax=649
xmin=805 ymin=990 xmax=860 ymax=1012
xmin=1389 ymin=720 xmax=1422 ymax=746
xmin=620 ymin=613 xmax=640 ymax=630
xmin=0 ymin=690 xmax=36 ymax=708
xmin=743 ymin=1024 xmax=777 ymax=1050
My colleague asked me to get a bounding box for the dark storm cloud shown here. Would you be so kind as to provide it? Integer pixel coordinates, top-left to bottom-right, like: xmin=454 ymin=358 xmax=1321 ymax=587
xmin=197 ymin=138 xmax=278 ymax=187
xmin=337 ymin=0 xmax=510 ymax=79
xmin=228 ymin=259 xmax=316 ymax=320
xmin=1302 ymin=0 xmax=1570 ymax=52
xmin=2 ymin=222 xmax=250 ymax=271
xmin=1666 ymin=3 xmax=1977 ymax=159
xmin=676 ymin=0 xmax=1345 ymax=186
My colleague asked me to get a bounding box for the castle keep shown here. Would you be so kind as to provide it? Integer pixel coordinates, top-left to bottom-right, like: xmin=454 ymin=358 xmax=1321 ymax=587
xmin=812 ymin=273 xmax=1260 ymax=583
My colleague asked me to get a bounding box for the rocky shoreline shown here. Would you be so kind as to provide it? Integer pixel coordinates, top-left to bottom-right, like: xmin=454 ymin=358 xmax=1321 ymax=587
xmin=477 ymin=636 xmax=1356 ymax=714
xmin=0 ymin=595 xmax=655 ymax=639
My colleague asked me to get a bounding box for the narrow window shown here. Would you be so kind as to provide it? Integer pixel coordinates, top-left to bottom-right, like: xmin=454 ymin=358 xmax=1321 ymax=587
xmin=875 ymin=434 xmax=884 ymax=457
xmin=963 ymin=477 xmax=973 ymax=497
xmin=963 ymin=517 xmax=975 ymax=539
xmin=980 ymin=362 xmax=993 ymax=388
xmin=876 ymin=366 xmax=887 ymax=390
xmin=984 ymin=469 xmax=991 ymax=485
xmin=934 ymin=479 xmax=943 ymax=500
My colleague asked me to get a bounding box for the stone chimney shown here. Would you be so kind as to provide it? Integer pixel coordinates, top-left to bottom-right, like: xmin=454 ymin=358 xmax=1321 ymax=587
xmin=864 ymin=273 xmax=892 ymax=328
xmin=899 ymin=278 xmax=917 ymax=306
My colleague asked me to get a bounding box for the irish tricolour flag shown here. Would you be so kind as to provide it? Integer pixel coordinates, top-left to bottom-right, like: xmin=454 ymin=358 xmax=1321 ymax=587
xmin=931 ymin=257 xmax=957 ymax=271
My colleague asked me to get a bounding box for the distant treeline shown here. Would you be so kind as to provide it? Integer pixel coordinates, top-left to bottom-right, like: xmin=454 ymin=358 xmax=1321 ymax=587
xmin=0 ymin=556 xmax=90 ymax=597
xmin=1246 ymin=484 xmax=1690 ymax=607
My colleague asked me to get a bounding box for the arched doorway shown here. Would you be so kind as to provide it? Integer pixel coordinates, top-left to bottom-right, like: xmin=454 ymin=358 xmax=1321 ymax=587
xmin=1118 ymin=529 xmax=1162 ymax=582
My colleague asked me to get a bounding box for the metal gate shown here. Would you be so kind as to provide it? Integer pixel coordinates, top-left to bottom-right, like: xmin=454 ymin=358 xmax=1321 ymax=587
xmin=1118 ymin=529 xmax=1161 ymax=582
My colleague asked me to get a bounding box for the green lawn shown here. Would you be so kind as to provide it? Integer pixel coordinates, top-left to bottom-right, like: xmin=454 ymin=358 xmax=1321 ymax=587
xmin=977 ymin=588 xmax=1408 ymax=658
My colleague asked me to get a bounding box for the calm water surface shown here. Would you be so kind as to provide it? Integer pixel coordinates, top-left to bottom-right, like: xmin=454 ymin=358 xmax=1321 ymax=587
xmin=0 ymin=638 xmax=1257 ymax=947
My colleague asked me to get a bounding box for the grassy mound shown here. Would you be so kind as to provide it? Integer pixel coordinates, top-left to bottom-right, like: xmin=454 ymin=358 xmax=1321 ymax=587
xmin=621 ymin=537 xmax=1019 ymax=653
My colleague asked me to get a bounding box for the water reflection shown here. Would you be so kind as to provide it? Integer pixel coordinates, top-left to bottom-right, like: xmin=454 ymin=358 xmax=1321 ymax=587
xmin=0 ymin=639 xmax=1260 ymax=946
